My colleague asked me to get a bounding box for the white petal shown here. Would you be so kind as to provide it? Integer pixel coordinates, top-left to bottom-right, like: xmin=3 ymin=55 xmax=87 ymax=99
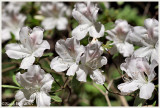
xmin=90 ymin=69 xmax=105 ymax=85
xmin=116 ymin=42 xmax=134 ymax=57
xmin=55 ymin=39 xmax=73 ymax=60
xmin=56 ymin=17 xmax=68 ymax=30
xmin=118 ymin=80 xmax=141 ymax=94
xmin=66 ymin=63 xmax=78 ymax=76
xmin=50 ymin=57 xmax=68 ymax=72
xmin=36 ymin=92 xmax=51 ymax=107
xmin=134 ymin=47 xmax=152 ymax=61
xmin=76 ymin=65 xmax=88 ymax=82
xmin=30 ymin=26 xmax=44 ymax=44
xmin=5 ymin=43 xmax=30 ymax=59
xmin=41 ymin=17 xmax=57 ymax=30
xmin=139 ymin=83 xmax=155 ymax=99
xmin=144 ymin=18 xmax=158 ymax=30
xmin=2 ymin=29 xmax=11 ymax=42
xmin=20 ymin=56 xmax=35 ymax=69
xmin=72 ymin=8 xmax=91 ymax=24
xmin=19 ymin=27 xmax=33 ymax=51
xmin=41 ymin=74 xmax=54 ymax=92
xmin=33 ymin=40 xmax=50 ymax=57
xmin=89 ymin=23 xmax=105 ymax=38
xmin=97 ymin=56 xmax=107 ymax=68
xmin=72 ymin=24 xmax=90 ymax=40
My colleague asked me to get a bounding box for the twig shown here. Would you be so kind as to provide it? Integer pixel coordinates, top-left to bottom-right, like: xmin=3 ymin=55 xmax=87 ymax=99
xmin=93 ymin=83 xmax=111 ymax=106
xmin=2 ymin=66 xmax=16 ymax=73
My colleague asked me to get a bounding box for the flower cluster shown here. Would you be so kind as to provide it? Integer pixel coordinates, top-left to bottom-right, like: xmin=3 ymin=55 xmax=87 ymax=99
xmin=3 ymin=2 xmax=158 ymax=107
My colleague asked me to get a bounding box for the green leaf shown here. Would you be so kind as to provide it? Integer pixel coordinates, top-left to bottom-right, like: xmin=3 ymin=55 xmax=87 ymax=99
xmin=2 ymin=85 xmax=22 ymax=89
xmin=152 ymin=101 xmax=156 ymax=106
xmin=134 ymin=45 xmax=140 ymax=50
xmin=9 ymin=100 xmax=15 ymax=107
xmin=134 ymin=95 xmax=146 ymax=106
xmin=102 ymin=41 xmax=113 ymax=50
xmin=51 ymin=95 xmax=62 ymax=102
xmin=112 ymin=52 xmax=119 ymax=59
xmin=12 ymin=75 xmax=20 ymax=87
xmin=40 ymin=53 xmax=54 ymax=60
xmin=43 ymin=53 xmax=53 ymax=57
xmin=104 ymin=22 xmax=114 ymax=30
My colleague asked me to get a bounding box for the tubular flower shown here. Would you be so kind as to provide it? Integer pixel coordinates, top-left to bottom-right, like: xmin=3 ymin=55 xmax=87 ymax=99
xmin=15 ymin=65 xmax=54 ymax=106
xmin=72 ymin=2 xmax=105 ymax=40
xmin=41 ymin=2 xmax=70 ymax=30
xmin=118 ymin=57 xmax=157 ymax=99
xmin=50 ymin=37 xmax=85 ymax=76
xmin=5 ymin=26 xmax=50 ymax=69
xmin=106 ymin=19 xmax=134 ymax=57
xmin=128 ymin=18 xmax=159 ymax=63
xmin=76 ymin=40 xmax=107 ymax=84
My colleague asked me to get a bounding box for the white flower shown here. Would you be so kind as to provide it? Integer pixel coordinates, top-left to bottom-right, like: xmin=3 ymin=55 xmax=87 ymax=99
xmin=2 ymin=13 xmax=26 ymax=42
xmin=118 ymin=57 xmax=157 ymax=99
xmin=50 ymin=37 xmax=85 ymax=76
xmin=5 ymin=26 xmax=50 ymax=69
xmin=41 ymin=2 xmax=70 ymax=30
xmin=106 ymin=19 xmax=134 ymax=57
xmin=72 ymin=2 xmax=105 ymax=40
xmin=4 ymin=2 xmax=25 ymax=14
xmin=15 ymin=65 xmax=54 ymax=106
xmin=128 ymin=18 xmax=159 ymax=63
xmin=76 ymin=40 xmax=107 ymax=84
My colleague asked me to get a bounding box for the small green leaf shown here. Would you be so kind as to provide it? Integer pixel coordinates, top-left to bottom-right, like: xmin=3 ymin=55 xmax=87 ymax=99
xmin=9 ymin=100 xmax=15 ymax=107
xmin=51 ymin=95 xmax=62 ymax=102
xmin=134 ymin=95 xmax=145 ymax=106
xmin=12 ymin=75 xmax=20 ymax=87
xmin=40 ymin=53 xmax=54 ymax=60
xmin=134 ymin=45 xmax=140 ymax=50
xmin=2 ymin=85 xmax=22 ymax=89
xmin=102 ymin=41 xmax=113 ymax=50
xmin=112 ymin=52 xmax=119 ymax=59
xmin=152 ymin=101 xmax=156 ymax=106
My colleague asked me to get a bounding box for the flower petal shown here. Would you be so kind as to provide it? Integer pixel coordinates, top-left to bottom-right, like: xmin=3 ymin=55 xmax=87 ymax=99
xmin=36 ymin=92 xmax=51 ymax=107
xmin=66 ymin=63 xmax=78 ymax=76
xmin=20 ymin=56 xmax=35 ymax=69
xmin=76 ymin=65 xmax=88 ymax=82
xmin=134 ymin=47 xmax=152 ymax=61
xmin=72 ymin=8 xmax=91 ymax=24
xmin=90 ymin=69 xmax=105 ymax=85
xmin=89 ymin=23 xmax=105 ymax=38
xmin=19 ymin=27 xmax=33 ymax=51
xmin=41 ymin=74 xmax=54 ymax=92
xmin=116 ymin=42 xmax=134 ymax=57
xmin=33 ymin=40 xmax=50 ymax=57
xmin=56 ymin=17 xmax=68 ymax=30
xmin=118 ymin=80 xmax=141 ymax=94
xmin=72 ymin=24 xmax=90 ymax=40
xmin=50 ymin=56 xmax=68 ymax=72
xmin=5 ymin=43 xmax=30 ymax=59
xmin=41 ymin=17 xmax=57 ymax=30
xmin=15 ymin=90 xmax=35 ymax=106
xmin=139 ymin=83 xmax=155 ymax=99
xmin=30 ymin=26 xmax=44 ymax=45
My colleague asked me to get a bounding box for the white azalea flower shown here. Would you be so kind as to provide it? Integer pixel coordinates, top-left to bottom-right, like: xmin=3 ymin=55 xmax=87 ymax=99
xmin=4 ymin=2 xmax=25 ymax=14
xmin=106 ymin=19 xmax=134 ymax=57
xmin=2 ymin=13 xmax=26 ymax=41
xmin=5 ymin=26 xmax=50 ymax=69
xmin=41 ymin=2 xmax=70 ymax=30
xmin=76 ymin=40 xmax=107 ymax=84
xmin=50 ymin=37 xmax=85 ymax=76
xmin=128 ymin=18 xmax=159 ymax=63
xmin=15 ymin=65 xmax=54 ymax=106
xmin=72 ymin=2 xmax=105 ymax=40
xmin=118 ymin=57 xmax=157 ymax=99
